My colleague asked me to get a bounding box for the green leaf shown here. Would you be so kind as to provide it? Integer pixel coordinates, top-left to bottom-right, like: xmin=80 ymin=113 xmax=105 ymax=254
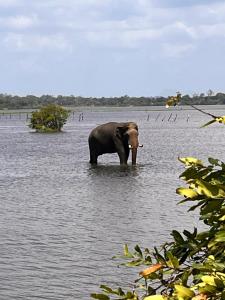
xmin=221 ymin=291 xmax=225 ymax=300
xmin=153 ymin=247 xmax=166 ymax=264
xmin=183 ymin=229 xmax=195 ymax=239
xmin=124 ymin=259 xmax=144 ymax=267
xmin=208 ymin=157 xmax=221 ymax=166
xmin=181 ymin=271 xmax=190 ymax=286
xmin=215 ymin=231 xmax=225 ymax=242
xmin=166 ymin=251 xmax=179 ymax=269
xmin=179 ymin=167 xmax=199 ymax=180
xmin=171 ymin=230 xmax=184 ymax=244
xmin=201 ymin=199 xmax=223 ymax=215
xmin=123 ymin=244 xmax=133 ymax=258
xmin=100 ymin=285 xmax=118 ymax=295
xmin=196 ymin=231 xmax=210 ymax=241
xmin=188 ymin=200 xmax=205 ymax=212
xmin=198 ymin=283 xmax=217 ymax=294
xmin=134 ymin=244 xmax=143 ymax=257
xmin=117 ymin=287 xmax=125 ymax=296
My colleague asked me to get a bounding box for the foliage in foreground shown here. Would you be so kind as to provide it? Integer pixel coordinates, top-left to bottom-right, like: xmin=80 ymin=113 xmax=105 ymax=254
xmin=91 ymin=157 xmax=225 ymax=300
xmin=29 ymin=104 xmax=69 ymax=132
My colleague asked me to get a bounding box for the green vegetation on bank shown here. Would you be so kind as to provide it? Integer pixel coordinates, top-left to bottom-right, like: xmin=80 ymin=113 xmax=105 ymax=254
xmin=29 ymin=104 xmax=69 ymax=132
xmin=1 ymin=90 xmax=225 ymax=109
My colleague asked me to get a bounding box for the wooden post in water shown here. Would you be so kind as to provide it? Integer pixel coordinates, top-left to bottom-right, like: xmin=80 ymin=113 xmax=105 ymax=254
xmin=187 ymin=114 xmax=190 ymax=122
xmin=168 ymin=113 xmax=172 ymax=121
xmin=155 ymin=113 xmax=160 ymax=121
xmin=174 ymin=114 xmax=177 ymax=122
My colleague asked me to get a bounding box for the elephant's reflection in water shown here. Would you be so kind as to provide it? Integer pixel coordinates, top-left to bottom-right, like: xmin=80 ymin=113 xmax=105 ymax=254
xmin=88 ymin=163 xmax=140 ymax=178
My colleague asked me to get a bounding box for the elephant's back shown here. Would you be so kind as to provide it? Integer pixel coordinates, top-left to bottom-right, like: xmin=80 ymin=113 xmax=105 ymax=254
xmin=89 ymin=122 xmax=117 ymax=140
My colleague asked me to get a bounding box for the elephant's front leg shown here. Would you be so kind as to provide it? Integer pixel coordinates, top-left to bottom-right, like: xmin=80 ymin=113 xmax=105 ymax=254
xmin=116 ymin=143 xmax=128 ymax=165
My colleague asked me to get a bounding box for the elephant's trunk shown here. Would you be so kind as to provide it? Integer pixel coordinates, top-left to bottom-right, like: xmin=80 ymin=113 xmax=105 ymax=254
xmin=131 ymin=147 xmax=137 ymax=165
xmin=127 ymin=128 xmax=139 ymax=165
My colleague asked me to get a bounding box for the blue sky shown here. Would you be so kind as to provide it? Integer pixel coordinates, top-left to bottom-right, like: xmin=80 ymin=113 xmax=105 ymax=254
xmin=1 ymin=0 xmax=225 ymax=97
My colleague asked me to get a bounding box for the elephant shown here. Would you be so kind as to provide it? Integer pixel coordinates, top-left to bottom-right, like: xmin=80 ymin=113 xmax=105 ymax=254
xmin=88 ymin=122 xmax=142 ymax=165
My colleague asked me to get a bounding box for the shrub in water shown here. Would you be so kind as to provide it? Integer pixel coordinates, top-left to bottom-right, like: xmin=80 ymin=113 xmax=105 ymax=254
xmin=29 ymin=104 xmax=69 ymax=132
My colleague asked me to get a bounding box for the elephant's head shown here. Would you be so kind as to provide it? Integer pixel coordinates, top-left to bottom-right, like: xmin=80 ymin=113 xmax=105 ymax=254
xmin=117 ymin=122 xmax=142 ymax=165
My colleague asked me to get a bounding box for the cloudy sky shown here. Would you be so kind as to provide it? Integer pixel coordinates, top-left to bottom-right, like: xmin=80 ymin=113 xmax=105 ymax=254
xmin=1 ymin=0 xmax=225 ymax=97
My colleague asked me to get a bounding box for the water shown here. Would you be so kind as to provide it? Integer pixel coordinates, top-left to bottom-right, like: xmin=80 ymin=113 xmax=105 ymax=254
xmin=1 ymin=106 xmax=225 ymax=299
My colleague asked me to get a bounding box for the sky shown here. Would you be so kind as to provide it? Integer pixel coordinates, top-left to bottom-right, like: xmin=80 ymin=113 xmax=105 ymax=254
xmin=1 ymin=0 xmax=225 ymax=97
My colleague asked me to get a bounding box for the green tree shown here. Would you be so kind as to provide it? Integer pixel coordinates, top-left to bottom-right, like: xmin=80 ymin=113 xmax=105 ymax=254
xmin=29 ymin=104 xmax=69 ymax=132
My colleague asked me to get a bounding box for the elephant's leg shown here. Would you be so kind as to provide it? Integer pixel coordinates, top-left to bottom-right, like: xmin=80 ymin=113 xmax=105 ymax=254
xmin=88 ymin=136 xmax=99 ymax=164
xmin=117 ymin=148 xmax=128 ymax=165
xmin=124 ymin=145 xmax=130 ymax=162
xmin=114 ymin=139 xmax=128 ymax=165
xmin=89 ymin=152 xmax=98 ymax=164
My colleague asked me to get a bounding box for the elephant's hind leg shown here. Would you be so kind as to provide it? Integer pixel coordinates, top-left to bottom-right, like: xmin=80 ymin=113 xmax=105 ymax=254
xmin=90 ymin=153 xmax=98 ymax=164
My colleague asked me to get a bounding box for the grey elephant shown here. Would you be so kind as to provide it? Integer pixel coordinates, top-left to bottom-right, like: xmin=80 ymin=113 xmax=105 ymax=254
xmin=88 ymin=122 xmax=142 ymax=165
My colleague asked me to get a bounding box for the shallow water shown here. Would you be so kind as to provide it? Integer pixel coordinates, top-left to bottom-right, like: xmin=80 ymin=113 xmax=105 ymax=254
xmin=0 ymin=106 xmax=225 ymax=299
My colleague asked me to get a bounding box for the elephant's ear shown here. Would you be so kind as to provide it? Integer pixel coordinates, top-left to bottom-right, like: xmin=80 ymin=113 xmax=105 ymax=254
xmin=116 ymin=125 xmax=129 ymax=138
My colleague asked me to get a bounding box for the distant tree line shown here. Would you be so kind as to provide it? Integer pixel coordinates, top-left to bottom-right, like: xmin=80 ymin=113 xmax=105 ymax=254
xmin=1 ymin=91 xmax=225 ymax=109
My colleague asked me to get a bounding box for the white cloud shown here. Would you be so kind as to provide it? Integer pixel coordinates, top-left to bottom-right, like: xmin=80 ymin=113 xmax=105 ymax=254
xmin=162 ymin=43 xmax=195 ymax=57
xmin=3 ymin=33 xmax=71 ymax=52
xmin=0 ymin=15 xmax=38 ymax=29
xmin=0 ymin=0 xmax=22 ymax=7
xmin=197 ymin=23 xmax=225 ymax=38
xmin=84 ymin=20 xmax=197 ymax=49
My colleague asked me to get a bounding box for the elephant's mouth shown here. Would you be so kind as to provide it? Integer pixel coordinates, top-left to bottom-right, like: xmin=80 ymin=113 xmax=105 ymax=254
xmin=129 ymin=144 xmax=143 ymax=149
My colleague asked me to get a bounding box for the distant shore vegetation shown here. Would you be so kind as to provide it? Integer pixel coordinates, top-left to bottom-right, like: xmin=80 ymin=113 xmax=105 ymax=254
xmin=1 ymin=90 xmax=225 ymax=109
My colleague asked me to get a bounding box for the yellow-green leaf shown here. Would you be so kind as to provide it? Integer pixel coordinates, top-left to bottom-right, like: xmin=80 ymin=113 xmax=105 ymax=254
xmin=123 ymin=244 xmax=133 ymax=258
xmin=215 ymin=231 xmax=225 ymax=242
xmin=178 ymin=157 xmax=203 ymax=167
xmin=195 ymin=179 xmax=225 ymax=198
xmin=166 ymin=251 xmax=179 ymax=269
xmin=216 ymin=116 xmax=225 ymax=124
xmin=176 ymin=187 xmax=198 ymax=198
xmin=174 ymin=285 xmax=195 ymax=299
xmin=201 ymin=275 xmax=216 ymax=286
xmin=219 ymin=215 xmax=225 ymax=221
xmin=144 ymin=296 xmax=165 ymax=300
xmin=165 ymin=92 xmax=181 ymax=108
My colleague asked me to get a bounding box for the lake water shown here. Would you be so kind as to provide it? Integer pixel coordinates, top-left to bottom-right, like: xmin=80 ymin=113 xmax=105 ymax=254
xmin=1 ymin=106 xmax=225 ymax=299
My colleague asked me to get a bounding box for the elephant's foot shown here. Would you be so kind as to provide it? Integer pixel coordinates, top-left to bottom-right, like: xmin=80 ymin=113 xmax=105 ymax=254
xmin=120 ymin=161 xmax=128 ymax=166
